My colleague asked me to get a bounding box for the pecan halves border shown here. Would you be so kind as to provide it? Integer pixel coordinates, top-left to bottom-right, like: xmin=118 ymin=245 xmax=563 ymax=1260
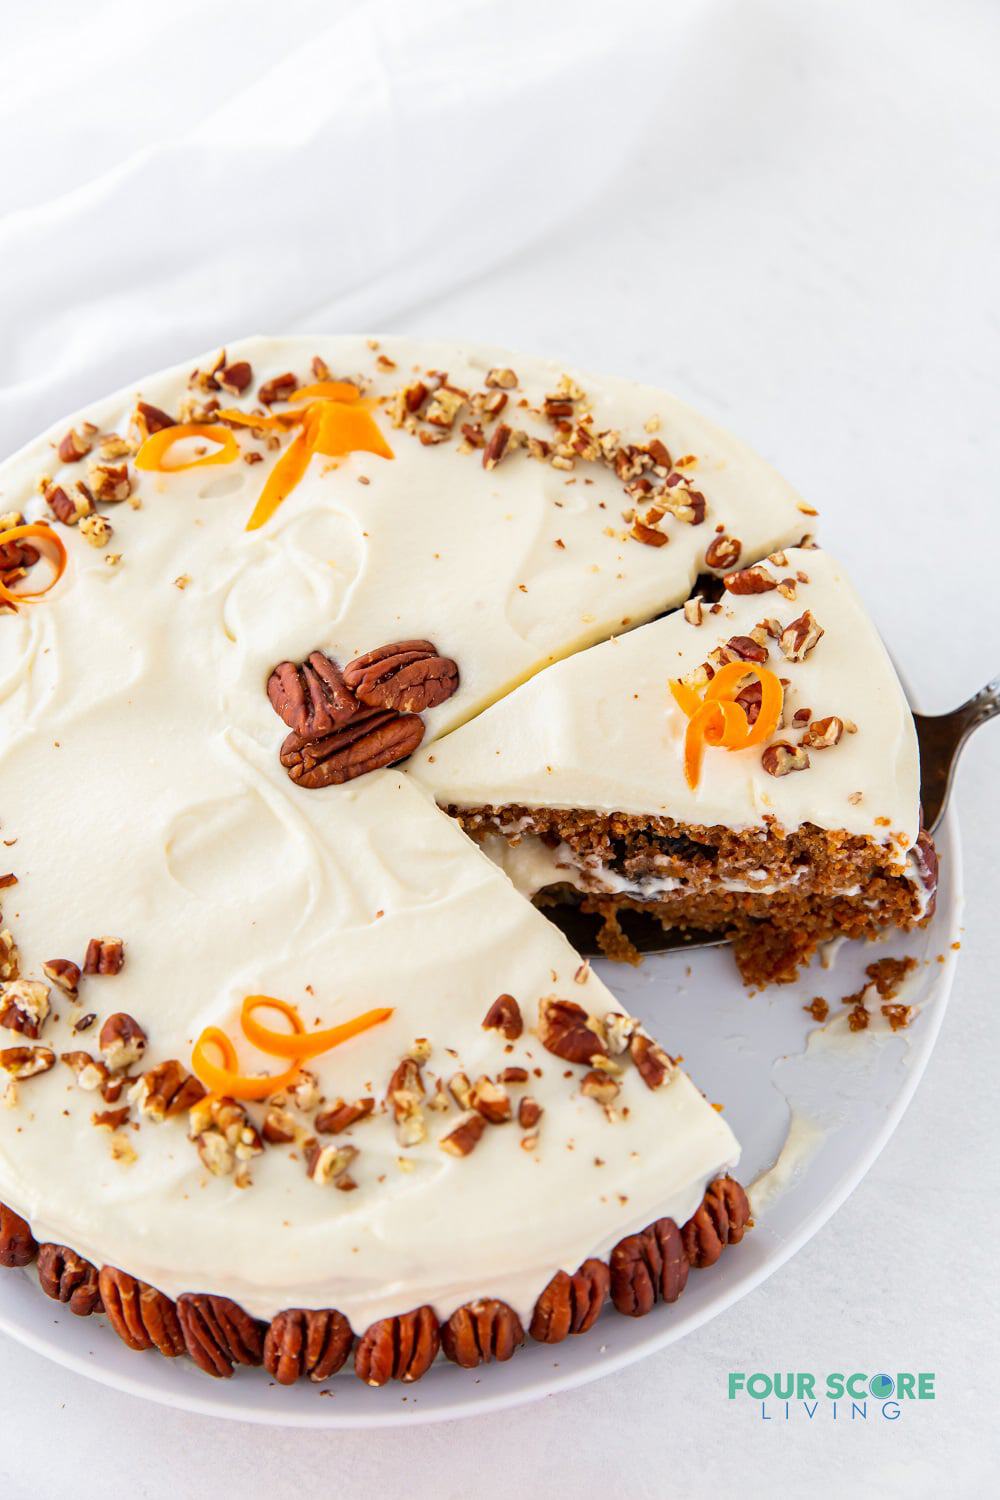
xmin=0 ymin=1175 xmax=750 ymax=1383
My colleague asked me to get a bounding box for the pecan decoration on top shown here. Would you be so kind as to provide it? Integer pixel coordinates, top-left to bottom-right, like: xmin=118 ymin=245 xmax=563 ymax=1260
xmin=265 ymin=1307 xmax=354 ymax=1384
xmin=177 ymin=1292 xmax=266 ymax=1378
xmin=343 ymin=640 xmax=459 ymax=715
xmin=482 ymin=992 xmax=523 ymax=1040
xmin=267 ymin=651 xmax=361 ymax=739
xmin=610 ymin=1217 xmax=689 ymax=1316
xmin=529 ymin=1259 xmax=609 ymax=1344
xmin=681 ymin=1176 xmax=751 ymax=1268
xmin=0 ymin=1201 xmax=37 ymax=1268
xmin=98 ymin=1267 xmax=185 ymax=1356
xmin=441 ymin=1299 xmax=523 ymax=1368
xmin=280 ymin=711 xmax=425 ymax=789
xmin=37 ymin=1243 xmax=102 ymax=1316
xmin=354 ymin=1306 xmax=440 ymax=1385
xmin=536 ymin=997 xmax=607 ymax=1066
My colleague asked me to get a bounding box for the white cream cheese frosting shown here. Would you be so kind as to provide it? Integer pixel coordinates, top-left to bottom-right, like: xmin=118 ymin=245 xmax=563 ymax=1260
xmin=0 ymin=334 xmax=787 ymax=1329
xmin=411 ymin=547 xmax=922 ymax=869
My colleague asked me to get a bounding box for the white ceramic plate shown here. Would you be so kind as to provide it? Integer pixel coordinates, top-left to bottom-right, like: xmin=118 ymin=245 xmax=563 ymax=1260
xmin=0 ymin=814 xmax=962 ymax=1428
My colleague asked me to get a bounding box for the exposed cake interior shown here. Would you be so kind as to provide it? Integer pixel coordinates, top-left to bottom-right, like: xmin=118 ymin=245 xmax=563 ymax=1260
xmin=450 ymin=804 xmax=930 ymax=986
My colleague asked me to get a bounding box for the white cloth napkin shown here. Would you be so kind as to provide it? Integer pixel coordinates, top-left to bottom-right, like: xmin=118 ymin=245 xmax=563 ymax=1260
xmin=0 ymin=0 xmax=691 ymax=456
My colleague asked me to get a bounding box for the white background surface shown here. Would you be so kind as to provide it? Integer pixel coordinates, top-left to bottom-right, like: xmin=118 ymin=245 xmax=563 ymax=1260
xmin=0 ymin=1 xmax=997 ymax=1496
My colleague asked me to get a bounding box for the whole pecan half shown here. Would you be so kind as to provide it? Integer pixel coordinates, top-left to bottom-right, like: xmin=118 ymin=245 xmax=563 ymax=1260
xmin=264 ymin=1308 xmax=354 ymax=1384
xmin=610 ymin=1217 xmax=689 ymax=1316
xmin=99 ymin=1267 xmax=185 ymax=1356
xmin=536 ymin=997 xmax=607 ymax=1065
xmin=441 ymin=1299 xmax=523 ymax=1368
xmin=354 ymin=1306 xmax=440 ymax=1385
xmin=681 ymin=1176 xmax=752 ymax=1268
xmin=280 ymin=710 xmax=425 ymax=788
xmin=267 ymin=652 xmax=361 ymax=738
xmin=529 ymin=1259 xmax=609 ymax=1343
xmin=343 ymin=640 xmax=459 ymax=715
xmin=37 ymin=1243 xmax=102 ymax=1315
xmin=0 ymin=1202 xmax=36 ymax=1268
xmin=177 ymin=1292 xmax=266 ymax=1378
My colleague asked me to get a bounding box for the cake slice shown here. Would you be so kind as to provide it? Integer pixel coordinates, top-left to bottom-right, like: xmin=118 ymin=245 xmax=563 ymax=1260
xmin=410 ymin=547 xmax=938 ymax=985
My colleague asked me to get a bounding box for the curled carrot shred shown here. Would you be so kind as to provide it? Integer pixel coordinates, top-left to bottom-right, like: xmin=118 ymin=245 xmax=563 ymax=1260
xmin=241 ymin=995 xmax=394 ymax=1060
xmin=191 ymin=1026 xmax=301 ymax=1102
xmin=135 ymin=422 xmax=239 ymax=472
xmin=190 ymin=995 xmax=394 ymax=1101
xmin=288 ymin=381 xmax=362 ymax=404
xmin=0 ymin=523 xmax=67 ymax=610
xmin=669 ymin=663 xmax=784 ymax=788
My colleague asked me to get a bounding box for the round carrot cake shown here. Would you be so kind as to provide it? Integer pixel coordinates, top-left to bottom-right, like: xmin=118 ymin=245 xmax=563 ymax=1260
xmin=0 ymin=336 xmax=931 ymax=1383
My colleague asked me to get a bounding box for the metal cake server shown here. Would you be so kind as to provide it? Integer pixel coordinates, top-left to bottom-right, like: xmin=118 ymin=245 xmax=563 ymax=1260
xmin=547 ymin=677 xmax=1000 ymax=959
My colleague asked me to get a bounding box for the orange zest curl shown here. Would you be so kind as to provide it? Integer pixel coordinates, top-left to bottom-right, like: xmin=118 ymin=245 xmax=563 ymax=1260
xmin=668 ymin=663 xmax=784 ymax=789
xmin=241 ymin=995 xmax=394 ymax=1061
xmin=135 ymin=423 xmax=239 ymax=472
xmin=217 ymin=380 xmax=394 ymax=532
xmin=191 ymin=1026 xmax=301 ymax=1102
xmin=0 ymin=523 xmax=67 ymax=610
xmin=191 ymin=995 xmax=394 ymax=1102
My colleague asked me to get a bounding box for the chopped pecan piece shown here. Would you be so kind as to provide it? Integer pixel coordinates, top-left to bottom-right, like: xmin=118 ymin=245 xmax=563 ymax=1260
xmin=262 ymin=1103 xmax=298 ymax=1144
xmin=480 ymin=992 xmax=522 ymax=1040
xmin=629 ymin=1032 xmax=676 ymax=1090
xmin=683 ymin=597 xmax=703 ymax=627
xmin=0 ymin=1202 xmax=36 ymax=1267
xmin=723 ymin=563 xmax=777 ymax=594
xmin=354 ymin=1306 xmax=440 ymax=1385
xmin=500 ymin=1065 xmax=528 ymax=1084
xmin=83 ymin=936 xmax=125 ymax=975
xmin=79 ymin=513 xmax=113 ymax=548
xmin=725 ymin=634 xmax=768 ymax=663
xmin=704 ymin=534 xmax=741 ymax=570
xmin=265 ymin=1308 xmax=353 ymax=1384
xmin=177 ymin=1293 xmax=265 ymax=1378
xmin=0 ymin=931 xmax=19 ymax=983
xmin=343 ymin=640 xmax=459 ymax=715
xmin=315 ymin=1096 xmax=375 ymax=1134
xmin=99 ymin=1268 xmax=185 ymax=1356
xmin=217 ymin=360 xmax=253 ymax=395
xmin=92 ymin=1105 xmax=130 ymax=1130
xmin=610 ymin=1218 xmax=689 ymax=1315
xmin=87 ymin=462 xmax=132 ymax=503
xmin=469 ymin=1075 xmax=512 ymax=1124
xmin=441 ymin=1300 xmax=523 ymax=1367
xmin=267 ymin=651 xmax=361 ymax=738
xmin=190 ymin=1095 xmax=263 ymax=1176
xmin=258 ymin=372 xmax=298 ymax=405
xmin=537 ymin=997 xmax=607 ymax=1065
xmin=485 ymin=367 xmax=518 ymax=389
xmin=57 ymin=423 xmax=98 ymax=463
xmin=424 ymin=387 xmax=466 ymax=428
xmin=440 ymin=1112 xmax=486 ymax=1157
xmin=43 ymin=959 xmax=80 ymax=997
xmin=801 ymin=714 xmax=844 ymax=748
xmin=761 ymin=741 xmax=810 ymax=777
xmin=304 ymin=1139 xmax=359 ymax=1187
xmin=1 ymin=1045 xmax=55 ymax=1079
xmin=387 ymin=1057 xmax=425 ymax=1146
xmin=603 ymin=1010 xmax=637 ymax=1055
xmin=61 ymin=1049 xmax=109 ymax=1090
xmin=133 ymin=401 xmax=176 ymax=439
xmin=778 ymin=609 xmax=824 ymax=661
xmin=44 ymin=482 xmax=92 ymax=525
xmin=99 ymin=1012 xmax=146 ymax=1071
xmin=517 ymin=1096 xmax=542 ymax=1130
xmin=280 ymin=710 xmax=425 ymax=788
xmin=580 ymin=1069 xmax=620 ymax=1104
xmin=37 ymin=1243 xmax=101 ymax=1315
xmin=681 ymin=1176 xmax=751 ymax=1267
xmin=482 ymin=422 xmax=512 ymax=470
xmin=530 ymin=1259 xmax=609 ymax=1342
xmin=0 ymin=979 xmax=50 ymax=1039
xmin=130 ymin=1059 xmax=205 ymax=1120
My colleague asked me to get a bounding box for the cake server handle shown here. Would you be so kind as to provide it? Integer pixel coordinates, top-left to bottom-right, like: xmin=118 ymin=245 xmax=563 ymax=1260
xmin=913 ymin=675 xmax=1000 ymax=833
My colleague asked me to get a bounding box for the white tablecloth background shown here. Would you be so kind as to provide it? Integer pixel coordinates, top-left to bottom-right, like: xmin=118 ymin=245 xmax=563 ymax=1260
xmin=1 ymin=1 xmax=997 ymax=1495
